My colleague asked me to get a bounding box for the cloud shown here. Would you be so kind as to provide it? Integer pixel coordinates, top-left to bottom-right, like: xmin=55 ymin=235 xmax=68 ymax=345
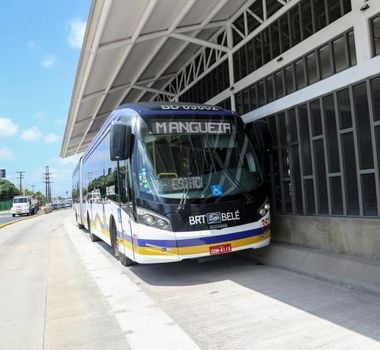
xmin=44 ymin=133 xmax=59 ymax=144
xmin=21 ymin=126 xmax=43 ymax=141
xmin=41 ymin=54 xmax=57 ymax=69
xmin=67 ymin=18 xmax=86 ymax=49
xmin=0 ymin=147 xmax=15 ymax=161
xmin=0 ymin=117 xmax=18 ymax=137
xmin=50 ymin=153 xmax=82 ymax=166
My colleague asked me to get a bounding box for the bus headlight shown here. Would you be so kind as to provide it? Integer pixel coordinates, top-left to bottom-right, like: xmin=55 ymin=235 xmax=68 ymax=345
xmin=136 ymin=207 xmax=171 ymax=230
xmin=258 ymin=200 xmax=270 ymax=217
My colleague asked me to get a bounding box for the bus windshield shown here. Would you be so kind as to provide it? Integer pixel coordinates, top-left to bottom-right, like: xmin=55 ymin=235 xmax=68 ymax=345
xmin=132 ymin=114 xmax=264 ymax=204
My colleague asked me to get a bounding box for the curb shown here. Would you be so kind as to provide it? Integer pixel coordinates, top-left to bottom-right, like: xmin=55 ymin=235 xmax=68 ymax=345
xmin=251 ymin=242 xmax=380 ymax=295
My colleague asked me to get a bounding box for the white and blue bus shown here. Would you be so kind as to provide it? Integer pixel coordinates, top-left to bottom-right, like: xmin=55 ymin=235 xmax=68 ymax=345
xmin=72 ymin=103 xmax=271 ymax=265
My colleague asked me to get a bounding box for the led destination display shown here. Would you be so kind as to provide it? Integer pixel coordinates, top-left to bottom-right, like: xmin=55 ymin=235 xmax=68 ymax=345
xmin=159 ymin=176 xmax=203 ymax=192
xmin=151 ymin=121 xmax=231 ymax=134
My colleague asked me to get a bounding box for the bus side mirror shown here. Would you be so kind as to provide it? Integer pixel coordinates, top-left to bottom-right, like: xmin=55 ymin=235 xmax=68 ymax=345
xmin=110 ymin=122 xmax=132 ymax=161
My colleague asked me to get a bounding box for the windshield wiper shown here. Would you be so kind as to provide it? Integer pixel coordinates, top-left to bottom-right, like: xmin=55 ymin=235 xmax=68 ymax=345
xmin=208 ymin=148 xmax=254 ymax=204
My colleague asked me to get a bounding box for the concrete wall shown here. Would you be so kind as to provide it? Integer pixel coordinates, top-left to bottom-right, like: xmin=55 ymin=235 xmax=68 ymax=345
xmin=271 ymin=215 xmax=380 ymax=261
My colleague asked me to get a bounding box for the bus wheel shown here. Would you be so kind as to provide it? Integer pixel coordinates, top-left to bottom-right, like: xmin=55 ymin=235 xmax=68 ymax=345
xmin=119 ymin=253 xmax=136 ymax=267
xmin=87 ymin=213 xmax=99 ymax=242
xmin=109 ymin=217 xmax=119 ymax=258
xmin=109 ymin=218 xmax=135 ymax=266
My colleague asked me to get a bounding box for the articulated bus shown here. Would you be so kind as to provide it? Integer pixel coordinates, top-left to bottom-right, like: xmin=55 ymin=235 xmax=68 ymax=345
xmin=72 ymin=102 xmax=271 ymax=265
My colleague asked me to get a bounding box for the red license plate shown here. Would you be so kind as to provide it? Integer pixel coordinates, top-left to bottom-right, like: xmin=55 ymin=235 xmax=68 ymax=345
xmin=209 ymin=243 xmax=232 ymax=256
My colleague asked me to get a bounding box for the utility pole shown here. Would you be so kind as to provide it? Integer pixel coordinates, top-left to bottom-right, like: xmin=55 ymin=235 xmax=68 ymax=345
xmin=16 ymin=171 xmax=25 ymax=194
xmin=43 ymin=166 xmax=52 ymax=203
xmin=31 ymin=184 xmax=36 ymax=193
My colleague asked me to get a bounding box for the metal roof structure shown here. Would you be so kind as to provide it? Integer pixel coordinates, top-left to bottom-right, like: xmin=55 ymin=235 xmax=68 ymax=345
xmin=61 ymin=0 xmax=290 ymax=157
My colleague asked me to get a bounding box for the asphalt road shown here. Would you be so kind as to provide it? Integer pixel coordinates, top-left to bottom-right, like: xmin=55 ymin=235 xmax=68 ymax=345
xmin=0 ymin=210 xmax=379 ymax=349
xmin=0 ymin=210 xmax=43 ymax=227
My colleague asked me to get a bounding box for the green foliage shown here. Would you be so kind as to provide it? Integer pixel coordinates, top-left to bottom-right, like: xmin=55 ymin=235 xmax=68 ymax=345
xmin=0 ymin=179 xmax=20 ymax=200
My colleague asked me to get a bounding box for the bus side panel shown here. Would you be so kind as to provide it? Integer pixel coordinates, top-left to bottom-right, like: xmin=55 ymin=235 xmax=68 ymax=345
xmin=128 ymin=220 xmax=180 ymax=264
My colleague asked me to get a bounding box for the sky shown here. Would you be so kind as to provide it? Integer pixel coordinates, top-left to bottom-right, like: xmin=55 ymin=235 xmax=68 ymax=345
xmin=0 ymin=1 xmax=91 ymax=198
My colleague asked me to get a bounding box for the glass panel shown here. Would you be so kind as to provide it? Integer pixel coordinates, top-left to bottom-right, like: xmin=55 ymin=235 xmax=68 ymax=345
xmin=347 ymin=30 xmax=357 ymax=66
xmin=298 ymin=104 xmax=313 ymax=175
xmin=314 ymin=0 xmax=327 ymax=31
xmin=280 ymin=13 xmax=290 ymax=52
xmin=319 ymin=44 xmax=332 ymax=79
xmin=376 ymin=126 xmax=380 ymax=195
xmin=371 ymin=76 xmax=380 ymax=121
xmin=235 ymin=93 xmax=243 ymax=115
xmin=301 ymin=0 xmax=313 ymax=39
xmin=323 ymin=95 xmax=340 ymax=173
xmin=314 ymin=139 xmax=329 ymax=214
xmin=291 ymin=145 xmax=303 ymax=214
xmin=295 ymin=58 xmax=306 ymax=90
xmin=330 ymin=176 xmax=343 ymax=215
xmin=362 ymin=174 xmax=378 ymax=216
xmin=310 ymin=99 xmax=323 ymax=136
xmin=333 ymin=34 xmax=348 ymax=73
xmin=327 ymin=0 xmax=342 ymax=24
xmin=304 ymin=179 xmax=315 ymax=214
xmin=243 ymin=89 xmax=250 ymax=113
xmin=274 ymin=70 xmax=285 ymax=99
xmin=270 ymin=21 xmax=281 ymax=58
xmin=285 ymin=65 xmax=295 ymax=94
xmin=342 ymin=0 xmax=351 ymax=14
xmin=266 ymin=75 xmax=274 ymax=103
xmin=254 ymin=35 xmax=263 ymax=69
xmin=337 ymin=88 xmax=352 ymax=129
xmin=306 ymin=51 xmax=319 ymax=84
xmin=240 ymin=46 xmax=248 ymax=80
xmin=287 ymin=109 xmax=298 ymax=143
xmin=341 ymin=132 xmax=359 ymax=215
xmin=290 ymin=5 xmax=301 ymax=46
xmin=353 ymin=83 xmax=374 ymax=170
xmin=283 ymin=181 xmax=292 ymax=212
xmin=249 ymin=85 xmax=258 ymax=110
xmin=247 ymin=41 xmax=255 ymax=74
xmin=257 ymin=80 xmax=266 ymax=107
xmin=371 ymin=16 xmax=380 ymax=57
xmin=262 ymin=28 xmax=271 ymax=63
xmin=233 ymin=53 xmax=241 ymax=82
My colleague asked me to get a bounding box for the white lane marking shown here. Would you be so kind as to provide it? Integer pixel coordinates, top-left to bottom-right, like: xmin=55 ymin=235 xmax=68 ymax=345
xmin=64 ymin=219 xmax=200 ymax=350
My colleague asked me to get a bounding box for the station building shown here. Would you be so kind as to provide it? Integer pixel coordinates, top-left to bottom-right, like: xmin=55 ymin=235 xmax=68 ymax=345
xmin=62 ymin=0 xmax=380 ymax=262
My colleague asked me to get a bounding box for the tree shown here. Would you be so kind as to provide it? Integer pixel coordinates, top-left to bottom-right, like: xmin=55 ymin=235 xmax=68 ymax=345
xmin=0 ymin=179 xmax=20 ymax=200
xmin=34 ymin=191 xmax=46 ymax=204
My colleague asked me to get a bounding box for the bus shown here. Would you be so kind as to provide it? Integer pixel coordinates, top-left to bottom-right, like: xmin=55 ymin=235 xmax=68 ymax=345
xmin=72 ymin=102 xmax=271 ymax=265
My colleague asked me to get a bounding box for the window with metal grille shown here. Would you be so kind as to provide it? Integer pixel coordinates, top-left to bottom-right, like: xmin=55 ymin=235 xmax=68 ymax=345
xmin=263 ymin=74 xmax=380 ymax=218
xmin=235 ymin=29 xmax=356 ymax=113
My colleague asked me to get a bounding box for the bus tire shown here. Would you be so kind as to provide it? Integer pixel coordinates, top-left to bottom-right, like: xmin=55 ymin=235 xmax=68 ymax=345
xmin=109 ymin=217 xmax=119 ymax=258
xmin=119 ymin=253 xmax=136 ymax=267
xmin=110 ymin=217 xmax=136 ymax=266
xmin=75 ymin=211 xmax=84 ymax=229
xmin=87 ymin=213 xmax=99 ymax=242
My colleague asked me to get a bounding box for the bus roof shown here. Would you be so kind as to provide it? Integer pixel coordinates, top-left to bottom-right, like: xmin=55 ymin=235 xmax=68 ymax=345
xmin=115 ymin=102 xmax=234 ymax=116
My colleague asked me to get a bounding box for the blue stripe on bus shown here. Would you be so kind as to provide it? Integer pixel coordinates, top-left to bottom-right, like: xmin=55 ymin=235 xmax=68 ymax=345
xmin=133 ymin=226 xmax=267 ymax=248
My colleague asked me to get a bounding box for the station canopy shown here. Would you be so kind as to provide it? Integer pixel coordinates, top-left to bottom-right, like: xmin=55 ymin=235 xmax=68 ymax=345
xmin=61 ymin=0 xmax=263 ymax=157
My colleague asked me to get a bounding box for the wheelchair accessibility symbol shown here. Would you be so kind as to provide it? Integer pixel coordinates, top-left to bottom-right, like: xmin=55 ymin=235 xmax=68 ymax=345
xmin=210 ymin=184 xmax=223 ymax=197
